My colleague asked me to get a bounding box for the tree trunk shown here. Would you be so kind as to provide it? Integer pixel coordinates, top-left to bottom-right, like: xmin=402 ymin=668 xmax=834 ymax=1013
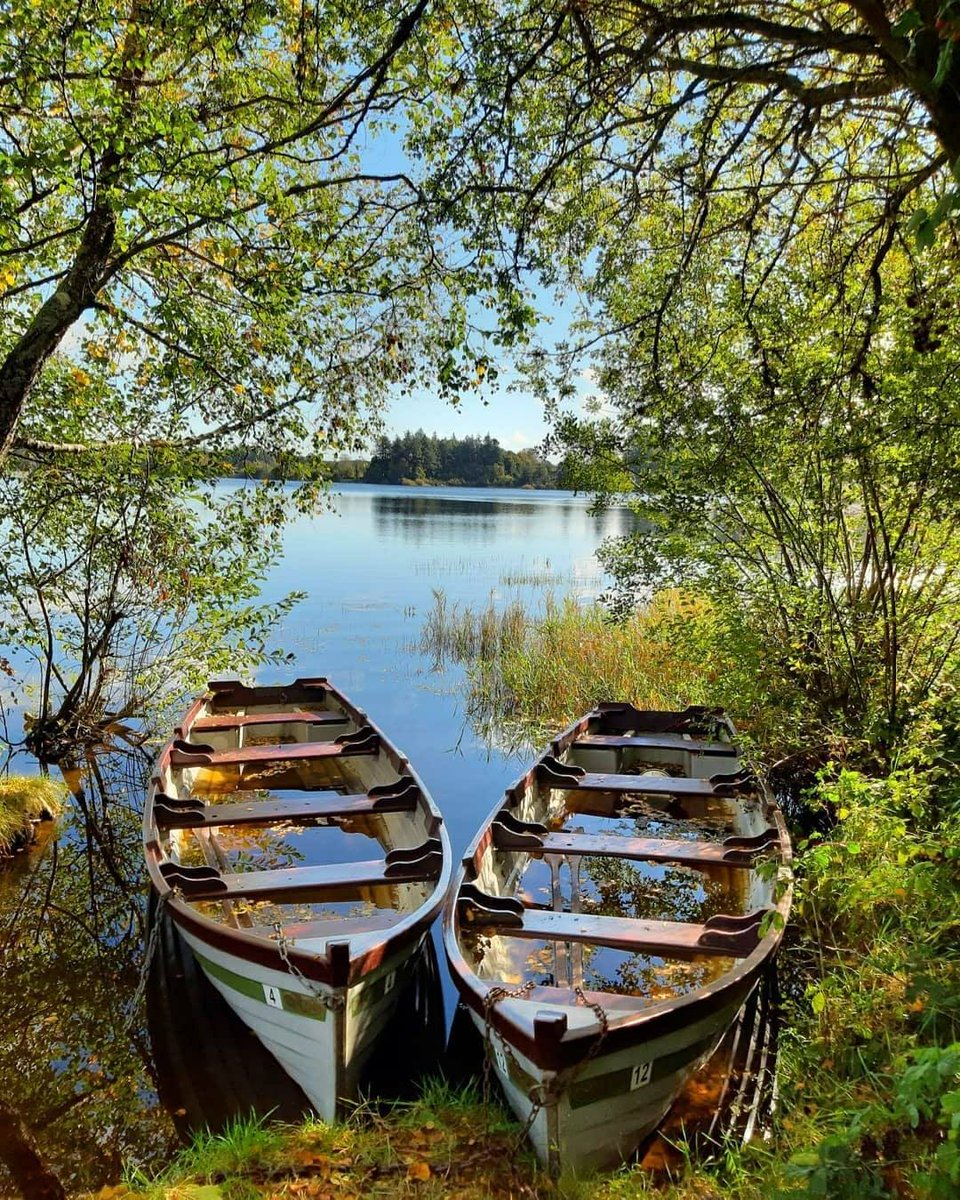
xmin=0 ymin=201 xmax=116 ymax=461
xmin=0 ymin=1101 xmax=67 ymax=1200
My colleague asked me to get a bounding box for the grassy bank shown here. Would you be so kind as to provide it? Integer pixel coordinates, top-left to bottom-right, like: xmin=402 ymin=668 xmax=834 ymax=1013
xmin=414 ymin=588 xmax=960 ymax=1198
xmin=0 ymin=775 xmax=65 ymax=854
xmin=110 ymin=760 xmax=960 ymax=1200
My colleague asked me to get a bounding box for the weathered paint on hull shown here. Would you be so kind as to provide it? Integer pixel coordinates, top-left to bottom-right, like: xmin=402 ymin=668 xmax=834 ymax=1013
xmin=179 ymin=927 xmax=422 ymax=1121
xmin=472 ymin=989 xmax=748 ymax=1172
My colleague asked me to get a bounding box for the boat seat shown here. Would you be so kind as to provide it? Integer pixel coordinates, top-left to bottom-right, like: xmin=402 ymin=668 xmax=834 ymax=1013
xmin=491 ymin=812 xmax=780 ymax=866
xmin=485 ymin=983 xmax=647 ymax=1012
xmin=457 ymin=887 xmax=767 ymax=958
xmin=593 ymin=702 xmax=730 ymax=736
xmin=572 ymin=733 xmax=735 ymax=756
xmin=189 ymin=710 xmax=350 ymax=732
xmin=159 ymin=838 xmax=443 ymax=900
xmin=169 ymin=726 xmax=379 ymax=766
xmin=152 ymin=776 xmax=421 ymax=829
xmin=537 ymin=755 xmax=756 ymax=798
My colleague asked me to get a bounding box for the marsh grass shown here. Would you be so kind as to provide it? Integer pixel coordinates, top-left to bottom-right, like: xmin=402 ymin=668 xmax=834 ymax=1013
xmin=0 ymin=774 xmax=65 ymax=852
xmin=419 ymin=587 xmax=784 ymax=751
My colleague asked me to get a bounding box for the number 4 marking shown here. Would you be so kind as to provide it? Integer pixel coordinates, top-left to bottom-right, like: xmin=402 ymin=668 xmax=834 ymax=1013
xmin=630 ymin=1062 xmax=652 ymax=1090
xmin=263 ymin=984 xmax=284 ymax=1009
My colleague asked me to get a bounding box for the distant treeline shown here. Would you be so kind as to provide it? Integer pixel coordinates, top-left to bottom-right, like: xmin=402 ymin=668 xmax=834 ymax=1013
xmin=220 ymin=432 xmax=557 ymax=488
xmin=366 ymin=431 xmax=556 ymax=487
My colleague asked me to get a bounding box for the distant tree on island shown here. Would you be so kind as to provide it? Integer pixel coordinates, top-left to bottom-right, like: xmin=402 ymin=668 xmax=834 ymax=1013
xmin=217 ymin=447 xmax=368 ymax=482
xmin=219 ymin=432 xmax=557 ymax=488
xmin=365 ymin=431 xmax=556 ymax=487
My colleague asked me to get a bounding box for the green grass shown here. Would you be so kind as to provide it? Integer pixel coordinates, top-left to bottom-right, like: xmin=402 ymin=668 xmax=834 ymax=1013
xmin=0 ymin=774 xmax=65 ymax=852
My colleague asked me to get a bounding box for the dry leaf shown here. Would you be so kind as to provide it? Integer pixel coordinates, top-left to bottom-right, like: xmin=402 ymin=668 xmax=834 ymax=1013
xmin=407 ymin=1161 xmax=431 ymax=1182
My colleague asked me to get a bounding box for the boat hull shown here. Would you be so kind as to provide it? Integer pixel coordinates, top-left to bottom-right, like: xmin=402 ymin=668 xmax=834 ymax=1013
xmin=470 ymin=983 xmax=752 ymax=1171
xmin=144 ymin=677 xmax=451 ymax=1123
xmin=444 ymin=702 xmax=793 ymax=1172
xmin=176 ymin=924 xmax=425 ymax=1121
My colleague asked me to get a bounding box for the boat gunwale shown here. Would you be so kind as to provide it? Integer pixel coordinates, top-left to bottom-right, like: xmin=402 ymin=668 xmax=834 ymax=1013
xmin=144 ymin=676 xmax=452 ymax=989
xmin=441 ymin=706 xmax=793 ymax=1073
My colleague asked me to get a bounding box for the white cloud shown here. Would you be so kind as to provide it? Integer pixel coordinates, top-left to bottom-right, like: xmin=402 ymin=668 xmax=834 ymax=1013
xmin=504 ymin=429 xmax=533 ymax=449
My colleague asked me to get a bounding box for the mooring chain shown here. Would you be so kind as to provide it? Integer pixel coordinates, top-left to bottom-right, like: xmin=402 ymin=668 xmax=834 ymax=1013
xmin=272 ymin=921 xmax=345 ymax=1011
xmin=482 ymin=981 xmax=536 ymax=1109
xmin=482 ymin=980 xmax=611 ymax=1155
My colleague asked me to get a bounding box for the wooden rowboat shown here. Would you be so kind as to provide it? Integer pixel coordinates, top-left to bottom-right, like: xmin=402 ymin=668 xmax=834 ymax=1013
xmin=143 ymin=677 xmax=451 ymax=1120
xmin=443 ymin=703 xmax=792 ymax=1172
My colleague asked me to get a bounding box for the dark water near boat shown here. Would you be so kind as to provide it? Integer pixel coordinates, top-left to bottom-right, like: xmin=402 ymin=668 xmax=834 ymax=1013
xmin=0 ymin=484 xmax=635 ymax=1190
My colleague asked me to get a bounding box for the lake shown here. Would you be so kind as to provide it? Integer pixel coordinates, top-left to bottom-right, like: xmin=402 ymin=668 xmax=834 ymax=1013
xmin=0 ymin=482 xmax=634 ymax=1190
xmin=254 ymin=482 xmax=633 ymax=857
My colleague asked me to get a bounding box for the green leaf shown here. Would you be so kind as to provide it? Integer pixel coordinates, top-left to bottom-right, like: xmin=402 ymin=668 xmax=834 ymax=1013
xmin=892 ymin=9 xmax=923 ymax=36
xmin=933 ymin=40 xmax=955 ymax=88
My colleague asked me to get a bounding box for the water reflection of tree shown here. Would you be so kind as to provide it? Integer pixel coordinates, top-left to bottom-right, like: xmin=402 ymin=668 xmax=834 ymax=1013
xmin=0 ymin=452 xmax=303 ymax=764
xmin=581 ymin=855 xmax=730 ymax=926
xmin=0 ymin=751 xmax=178 ymax=1193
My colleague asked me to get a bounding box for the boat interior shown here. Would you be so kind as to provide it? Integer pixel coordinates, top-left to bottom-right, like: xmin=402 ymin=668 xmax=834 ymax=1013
xmin=151 ymin=686 xmax=444 ymax=952
xmin=459 ymin=707 xmax=783 ymax=1009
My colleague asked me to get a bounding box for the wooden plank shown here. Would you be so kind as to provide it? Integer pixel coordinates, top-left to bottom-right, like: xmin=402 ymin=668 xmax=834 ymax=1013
xmin=530 ymin=830 xmax=753 ymax=868
xmin=159 ymin=849 xmax=441 ymax=901
xmin=574 ymin=733 xmax=734 ymax=755
xmin=537 ymin=761 xmax=754 ymax=798
xmin=170 ymin=731 xmax=379 ymax=767
xmin=192 ymin=710 xmax=349 ymax=732
xmin=477 ymin=908 xmax=750 ymax=958
xmin=153 ymin=783 xmax=419 ymax=829
xmin=279 ymin=910 xmax=402 ymax=940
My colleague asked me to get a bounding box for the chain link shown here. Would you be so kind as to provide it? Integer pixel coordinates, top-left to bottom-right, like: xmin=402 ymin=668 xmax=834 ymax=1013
xmin=482 ymin=978 xmax=611 ymax=1155
xmin=273 ymin=921 xmax=345 ymax=1011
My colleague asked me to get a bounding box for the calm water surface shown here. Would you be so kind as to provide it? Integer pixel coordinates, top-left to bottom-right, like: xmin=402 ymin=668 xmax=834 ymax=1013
xmin=256 ymin=483 xmax=632 ymax=856
xmin=0 ymin=483 xmax=633 ymax=1190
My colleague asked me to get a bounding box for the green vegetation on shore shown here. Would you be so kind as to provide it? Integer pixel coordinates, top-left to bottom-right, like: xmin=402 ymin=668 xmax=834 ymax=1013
xmin=0 ymin=775 xmax=65 ymax=854
xmin=416 ymin=588 xmax=960 ymax=1198
xmin=217 ymin=432 xmax=557 ymax=488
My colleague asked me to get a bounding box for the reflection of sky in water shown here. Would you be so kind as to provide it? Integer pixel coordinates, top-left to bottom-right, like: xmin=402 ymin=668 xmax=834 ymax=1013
xmin=250 ymin=483 xmax=634 ymax=863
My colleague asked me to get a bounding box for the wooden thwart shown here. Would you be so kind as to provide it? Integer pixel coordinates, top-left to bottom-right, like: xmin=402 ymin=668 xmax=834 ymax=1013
xmin=153 ymin=777 xmax=421 ymax=829
xmin=537 ymin=755 xmax=755 ymax=798
xmin=159 ymin=838 xmax=443 ymax=900
xmin=169 ymin=727 xmax=379 ymax=766
xmin=458 ymin=887 xmax=767 ymax=957
xmin=279 ymin=910 xmax=402 ymax=941
xmin=191 ymin=710 xmax=350 ymax=732
xmin=492 ymin=818 xmax=779 ymax=867
xmin=573 ymin=733 xmax=735 ymax=756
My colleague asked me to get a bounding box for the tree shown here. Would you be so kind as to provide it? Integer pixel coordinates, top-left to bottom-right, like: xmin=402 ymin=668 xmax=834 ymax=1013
xmin=421 ymin=1 xmax=960 ymax=276
xmin=404 ymin=2 xmax=960 ymax=748
xmin=0 ymin=0 xmax=512 ymax=464
xmin=555 ymin=196 xmax=960 ymax=749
